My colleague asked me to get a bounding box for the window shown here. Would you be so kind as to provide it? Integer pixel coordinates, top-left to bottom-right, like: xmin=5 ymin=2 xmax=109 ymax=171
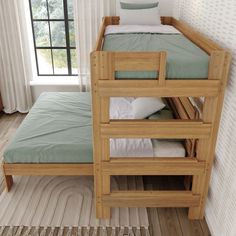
xmin=29 ymin=0 xmax=77 ymax=76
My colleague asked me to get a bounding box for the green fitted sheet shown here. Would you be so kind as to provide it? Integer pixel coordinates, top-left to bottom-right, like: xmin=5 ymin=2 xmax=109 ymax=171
xmin=103 ymin=33 xmax=209 ymax=79
xmin=3 ymin=92 xmax=93 ymax=164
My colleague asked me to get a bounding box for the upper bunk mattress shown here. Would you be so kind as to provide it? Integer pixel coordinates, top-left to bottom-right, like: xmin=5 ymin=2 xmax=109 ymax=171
xmin=103 ymin=25 xmax=209 ymax=79
xmin=4 ymin=92 xmax=93 ymax=164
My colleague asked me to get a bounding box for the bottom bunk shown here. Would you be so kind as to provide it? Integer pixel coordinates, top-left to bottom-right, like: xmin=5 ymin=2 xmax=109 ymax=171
xmin=3 ymin=92 xmax=189 ymax=165
xmin=2 ymin=92 xmax=199 ymax=217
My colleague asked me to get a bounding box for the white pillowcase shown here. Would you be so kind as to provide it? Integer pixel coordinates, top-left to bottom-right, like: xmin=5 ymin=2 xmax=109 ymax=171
xmin=119 ymin=7 xmax=161 ymax=25
xmin=132 ymin=97 xmax=165 ymax=119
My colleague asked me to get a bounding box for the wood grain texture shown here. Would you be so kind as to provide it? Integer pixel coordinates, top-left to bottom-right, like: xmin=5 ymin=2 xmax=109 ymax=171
xmin=102 ymin=191 xmax=200 ymax=208
xmin=102 ymin=158 xmax=205 ymax=175
xmin=3 ymin=163 xmax=93 ymax=176
xmin=100 ymin=120 xmax=211 ymax=139
xmin=98 ymin=80 xmax=221 ymax=97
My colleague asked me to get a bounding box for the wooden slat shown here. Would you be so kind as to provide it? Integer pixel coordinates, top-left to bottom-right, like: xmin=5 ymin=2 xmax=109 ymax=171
xmin=179 ymin=97 xmax=197 ymax=120
xmin=100 ymin=120 xmax=212 ymax=139
xmin=159 ymin=51 xmax=167 ymax=85
xmin=102 ymin=191 xmax=200 ymax=208
xmin=102 ymin=158 xmax=206 ymax=175
xmin=114 ymin=52 xmax=162 ymax=71
xmin=98 ymin=80 xmax=220 ymax=97
xmin=3 ymin=163 xmax=93 ymax=176
xmin=171 ymin=98 xmax=189 ymax=119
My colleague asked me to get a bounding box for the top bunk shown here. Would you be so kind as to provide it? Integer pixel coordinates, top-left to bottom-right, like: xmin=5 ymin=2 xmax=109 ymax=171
xmin=91 ymin=16 xmax=231 ymax=98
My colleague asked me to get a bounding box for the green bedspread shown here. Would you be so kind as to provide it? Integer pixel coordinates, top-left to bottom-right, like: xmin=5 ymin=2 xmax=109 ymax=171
xmin=3 ymin=92 xmax=93 ymax=163
xmin=103 ymin=33 xmax=209 ymax=79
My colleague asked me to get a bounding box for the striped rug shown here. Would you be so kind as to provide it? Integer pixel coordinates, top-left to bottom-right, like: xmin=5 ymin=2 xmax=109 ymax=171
xmin=0 ymin=176 xmax=150 ymax=236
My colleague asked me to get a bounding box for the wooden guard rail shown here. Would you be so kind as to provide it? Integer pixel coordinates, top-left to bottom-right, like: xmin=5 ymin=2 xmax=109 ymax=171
xmin=101 ymin=120 xmax=211 ymax=139
xmin=102 ymin=158 xmax=206 ymax=175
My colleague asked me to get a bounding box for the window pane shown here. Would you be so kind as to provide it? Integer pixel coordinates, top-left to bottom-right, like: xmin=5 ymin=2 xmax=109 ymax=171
xmin=71 ymin=49 xmax=78 ymax=74
xmin=53 ymin=49 xmax=68 ymax=74
xmin=48 ymin=0 xmax=64 ymax=19
xmin=50 ymin=21 xmax=66 ymax=47
xmin=34 ymin=21 xmax=50 ymax=47
xmin=67 ymin=0 xmax=74 ymax=19
xmin=69 ymin=21 xmax=75 ymax=47
xmin=31 ymin=0 xmax=48 ymax=19
xmin=37 ymin=49 xmax=53 ymax=74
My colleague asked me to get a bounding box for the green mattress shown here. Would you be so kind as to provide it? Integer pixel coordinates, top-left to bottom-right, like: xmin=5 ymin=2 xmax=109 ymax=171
xmin=3 ymin=92 xmax=93 ymax=164
xmin=103 ymin=33 xmax=209 ymax=79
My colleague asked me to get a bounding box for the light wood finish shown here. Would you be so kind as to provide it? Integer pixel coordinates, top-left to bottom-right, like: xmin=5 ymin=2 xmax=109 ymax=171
xmin=2 ymin=163 xmax=93 ymax=176
xmin=91 ymin=51 xmax=110 ymax=218
xmin=102 ymin=158 xmax=205 ymax=175
xmin=189 ymin=52 xmax=232 ymax=219
xmin=91 ymin=16 xmax=231 ymax=221
xmin=102 ymin=191 xmax=200 ymax=208
xmin=0 ymin=113 xmax=211 ymax=236
xmin=100 ymin=120 xmax=211 ymax=139
xmin=98 ymin=80 xmax=221 ymax=97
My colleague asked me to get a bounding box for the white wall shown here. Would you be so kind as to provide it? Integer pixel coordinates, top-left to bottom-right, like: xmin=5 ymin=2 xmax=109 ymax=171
xmin=175 ymin=1 xmax=236 ymax=235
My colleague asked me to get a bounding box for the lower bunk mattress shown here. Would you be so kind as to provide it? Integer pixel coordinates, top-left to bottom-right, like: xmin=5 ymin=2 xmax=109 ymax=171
xmin=3 ymin=92 xmax=185 ymax=164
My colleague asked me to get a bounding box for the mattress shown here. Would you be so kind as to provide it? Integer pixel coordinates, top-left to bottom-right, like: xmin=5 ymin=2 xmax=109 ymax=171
xmin=4 ymin=93 xmax=93 ymax=164
xmin=103 ymin=25 xmax=209 ymax=79
xmin=3 ymin=92 xmax=185 ymax=164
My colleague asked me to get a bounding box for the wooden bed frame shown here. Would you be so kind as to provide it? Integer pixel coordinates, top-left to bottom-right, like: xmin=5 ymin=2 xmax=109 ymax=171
xmin=90 ymin=16 xmax=231 ymax=220
xmin=2 ymin=96 xmax=195 ymax=190
xmin=2 ymin=16 xmax=231 ymax=221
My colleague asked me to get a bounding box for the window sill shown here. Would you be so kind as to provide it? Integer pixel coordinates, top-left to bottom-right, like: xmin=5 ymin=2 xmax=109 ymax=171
xmin=30 ymin=76 xmax=80 ymax=86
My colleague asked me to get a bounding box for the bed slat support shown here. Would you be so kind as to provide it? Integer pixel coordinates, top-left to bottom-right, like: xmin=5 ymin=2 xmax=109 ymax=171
xmin=102 ymin=191 xmax=200 ymax=208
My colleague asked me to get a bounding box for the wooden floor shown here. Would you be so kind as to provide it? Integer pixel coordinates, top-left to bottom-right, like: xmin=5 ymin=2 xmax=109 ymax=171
xmin=0 ymin=112 xmax=211 ymax=236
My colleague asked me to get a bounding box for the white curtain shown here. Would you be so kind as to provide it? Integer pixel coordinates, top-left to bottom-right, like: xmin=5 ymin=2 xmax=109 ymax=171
xmin=73 ymin=0 xmax=116 ymax=91
xmin=0 ymin=0 xmax=33 ymax=114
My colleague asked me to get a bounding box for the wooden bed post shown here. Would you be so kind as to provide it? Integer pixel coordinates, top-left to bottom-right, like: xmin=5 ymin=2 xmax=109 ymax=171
xmin=2 ymin=164 xmax=13 ymax=192
xmin=91 ymin=51 xmax=111 ymax=218
xmin=188 ymin=52 xmax=231 ymax=219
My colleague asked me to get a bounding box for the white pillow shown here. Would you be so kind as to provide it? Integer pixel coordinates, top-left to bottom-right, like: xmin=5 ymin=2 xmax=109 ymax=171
xmin=132 ymin=97 xmax=165 ymax=119
xmin=119 ymin=7 xmax=161 ymax=25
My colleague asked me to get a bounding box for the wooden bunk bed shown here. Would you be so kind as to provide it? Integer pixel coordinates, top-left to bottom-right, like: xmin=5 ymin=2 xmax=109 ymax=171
xmin=91 ymin=16 xmax=231 ymax=220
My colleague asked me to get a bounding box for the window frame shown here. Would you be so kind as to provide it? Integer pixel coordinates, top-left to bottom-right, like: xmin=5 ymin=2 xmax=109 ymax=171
xmin=29 ymin=0 xmax=77 ymax=76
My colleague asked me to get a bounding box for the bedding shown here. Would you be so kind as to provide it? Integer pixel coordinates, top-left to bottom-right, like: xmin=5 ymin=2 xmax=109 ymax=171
xmin=120 ymin=1 xmax=159 ymax=9
xmin=103 ymin=25 xmax=209 ymax=79
xmin=131 ymin=97 xmax=165 ymax=119
xmin=119 ymin=7 xmax=161 ymax=25
xmin=3 ymin=93 xmax=185 ymax=164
